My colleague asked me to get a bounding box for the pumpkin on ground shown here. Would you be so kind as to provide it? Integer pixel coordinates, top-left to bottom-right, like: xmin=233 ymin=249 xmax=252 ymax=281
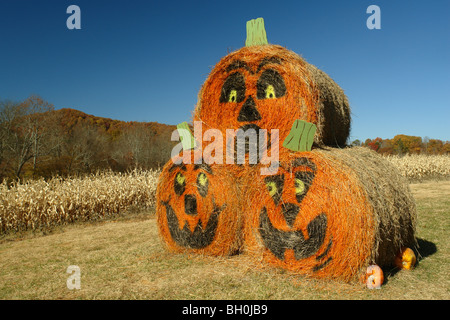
xmin=366 ymin=265 xmax=384 ymax=289
xmin=242 ymin=147 xmax=417 ymax=282
xmin=394 ymin=247 xmax=417 ymax=270
xmin=156 ymin=152 xmax=243 ymax=256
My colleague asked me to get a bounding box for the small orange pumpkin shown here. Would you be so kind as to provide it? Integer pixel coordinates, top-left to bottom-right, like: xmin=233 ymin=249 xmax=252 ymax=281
xmin=366 ymin=265 xmax=384 ymax=289
xmin=394 ymin=247 xmax=416 ymax=270
xmin=156 ymin=152 xmax=242 ymax=256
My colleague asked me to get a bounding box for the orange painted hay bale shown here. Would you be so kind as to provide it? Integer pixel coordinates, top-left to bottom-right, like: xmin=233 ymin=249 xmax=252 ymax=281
xmin=242 ymin=147 xmax=417 ymax=282
xmin=193 ymin=44 xmax=350 ymax=150
xmin=156 ymin=153 xmax=243 ymax=256
xmin=321 ymin=147 xmax=417 ymax=268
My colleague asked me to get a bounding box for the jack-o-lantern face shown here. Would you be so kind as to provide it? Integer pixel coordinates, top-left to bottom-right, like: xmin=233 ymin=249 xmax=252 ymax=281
xmin=156 ymin=155 xmax=242 ymax=256
xmin=243 ymin=153 xmax=375 ymax=281
xmin=256 ymin=157 xmax=331 ymax=271
xmin=194 ymin=45 xmax=320 ymax=163
xmin=259 ymin=158 xmax=329 ymax=263
xmin=162 ymin=162 xmax=221 ymax=249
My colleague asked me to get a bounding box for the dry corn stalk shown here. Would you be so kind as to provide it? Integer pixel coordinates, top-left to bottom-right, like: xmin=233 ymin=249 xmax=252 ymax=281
xmin=385 ymin=154 xmax=450 ymax=181
xmin=0 ymin=169 xmax=160 ymax=233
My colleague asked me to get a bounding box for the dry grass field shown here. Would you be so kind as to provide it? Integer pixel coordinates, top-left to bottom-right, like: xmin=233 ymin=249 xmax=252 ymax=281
xmin=0 ymin=178 xmax=448 ymax=300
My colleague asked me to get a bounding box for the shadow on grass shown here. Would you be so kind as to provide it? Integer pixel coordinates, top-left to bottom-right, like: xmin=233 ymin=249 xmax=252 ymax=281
xmin=415 ymin=237 xmax=438 ymax=262
xmin=384 ymin=238 xmax=437 ymax=282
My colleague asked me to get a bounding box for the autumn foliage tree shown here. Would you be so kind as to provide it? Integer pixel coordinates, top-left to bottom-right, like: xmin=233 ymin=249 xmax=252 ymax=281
xmin=0 ymin=96 xmax=176 ymax=181
xmin=360 ymin=135 xmax=448 ymax=156
xmin=365 ymin=137 xmax=383 ymax=152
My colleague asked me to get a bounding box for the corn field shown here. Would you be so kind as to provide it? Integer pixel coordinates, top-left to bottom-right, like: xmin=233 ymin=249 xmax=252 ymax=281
xmin=1 ymin=154 xmax=449 ymax=234
xmin=385 ymin=154 xmax=450 ymax=181
xmin=0 ymin=169 xmax=160 ymax=233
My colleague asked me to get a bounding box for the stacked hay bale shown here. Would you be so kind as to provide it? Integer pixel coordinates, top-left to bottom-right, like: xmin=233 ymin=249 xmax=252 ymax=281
xmin=155 ymin=18 xmax=417 ymax=285
xmin=242 ymin=147 xmax=417 ymax=281
xmin=306 ymin=64 xmax=351 ymax=147
xmin=193 ymin=44 xmax=351 ymax=154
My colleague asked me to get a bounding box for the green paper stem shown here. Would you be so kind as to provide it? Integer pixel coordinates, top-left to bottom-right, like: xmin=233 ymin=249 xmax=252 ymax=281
xmin=246 ymin=17 xmax=268 ymax=46
xmin=177 ymin=122 xmax=196 ymax=151
xmin=283 ymin=120 xmax=317 ymax=152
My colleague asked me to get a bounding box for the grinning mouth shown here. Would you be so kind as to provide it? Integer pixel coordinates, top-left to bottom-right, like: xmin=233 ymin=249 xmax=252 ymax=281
xmin=162 ymin=201 xmax=226 ymax=249
xmin=259 ymin=207 xmax=328 ymax=261
xmin=233 ymin=124 xmax=271 ymax=164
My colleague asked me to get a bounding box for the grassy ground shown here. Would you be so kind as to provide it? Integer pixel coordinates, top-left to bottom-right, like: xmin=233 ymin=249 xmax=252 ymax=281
xmin=0 ymin=181 xmax=448 ymax=300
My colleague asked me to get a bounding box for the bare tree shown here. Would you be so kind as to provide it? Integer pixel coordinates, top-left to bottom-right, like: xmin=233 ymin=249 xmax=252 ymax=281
xmin=147 ymin=132 xmax=175 ymax=168
xmin=111 ymin=124 xmax=155 ymax=169
xmin=24 ymin=96 xmax=54 ymax=171
xmin=423 ymin=136 xmax=430 ymax=154
xmin=0 ymin=96 xmax=54 ymax=179
xmin=0 ymin=100 xmax=23 ymax=178
xmin=0 ymin=99 xmax=34 ymax=178
xmin=62 ymin=122 xmax=109 ymax=174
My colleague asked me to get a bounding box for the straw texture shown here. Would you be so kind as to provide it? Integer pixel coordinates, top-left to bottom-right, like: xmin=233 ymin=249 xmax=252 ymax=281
xmin=306 ymin=64 xmax=351 ymax=147
xmin=242 ymin=146 xmax=417 ymax=282
xmin=156 ymin=153 xmax=243 ymax=256
xmin=193 ymin=44 xmax=351 ymax=152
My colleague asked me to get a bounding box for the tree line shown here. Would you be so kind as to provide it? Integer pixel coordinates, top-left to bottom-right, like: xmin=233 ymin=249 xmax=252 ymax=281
xmin=351 ymin=136 xmax=450 ymax=155
xmin=0 ymin=95 xmax=176 ymax=181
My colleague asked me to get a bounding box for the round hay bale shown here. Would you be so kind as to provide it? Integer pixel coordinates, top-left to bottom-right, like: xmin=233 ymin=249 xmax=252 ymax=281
xmin=306 ymin=64 xmax=351 ymax=147
xmin=242 ymin=146 xmax=417 ymax=282
xmin=193 ymin=44 xmax=350 ymax=151
xmin=156 ymin=153 xmax=243 ymax=256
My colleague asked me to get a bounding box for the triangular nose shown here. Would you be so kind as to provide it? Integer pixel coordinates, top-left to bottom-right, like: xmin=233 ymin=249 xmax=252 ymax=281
xmin=281 ymin=202 xmax=300 ymax=228
xmin=184 ymin=194 xmax=197 ymax=215
xmin=237 ymin=96 xmax=261 ymax=122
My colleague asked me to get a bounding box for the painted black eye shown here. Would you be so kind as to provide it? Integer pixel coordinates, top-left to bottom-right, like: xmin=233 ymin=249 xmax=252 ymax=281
xmin=174 ymin=172 xmax=186 ymax=196
xmin=256 ymin=69 xmax=286 ymax=100
xmin=196 ymin=172 xmax=209 ymax=197
xmin=294 ymin=171 xmax=314 ymax=204
xmin=264 ymin=175 xmax=284 ymax=206
xmin=219 ymin=72 xmax=246 ymax=103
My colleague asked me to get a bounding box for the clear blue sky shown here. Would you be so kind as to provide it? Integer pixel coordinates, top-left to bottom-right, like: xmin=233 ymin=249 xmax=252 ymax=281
xmin=1 ymin=0 xmax=449 ymax=142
